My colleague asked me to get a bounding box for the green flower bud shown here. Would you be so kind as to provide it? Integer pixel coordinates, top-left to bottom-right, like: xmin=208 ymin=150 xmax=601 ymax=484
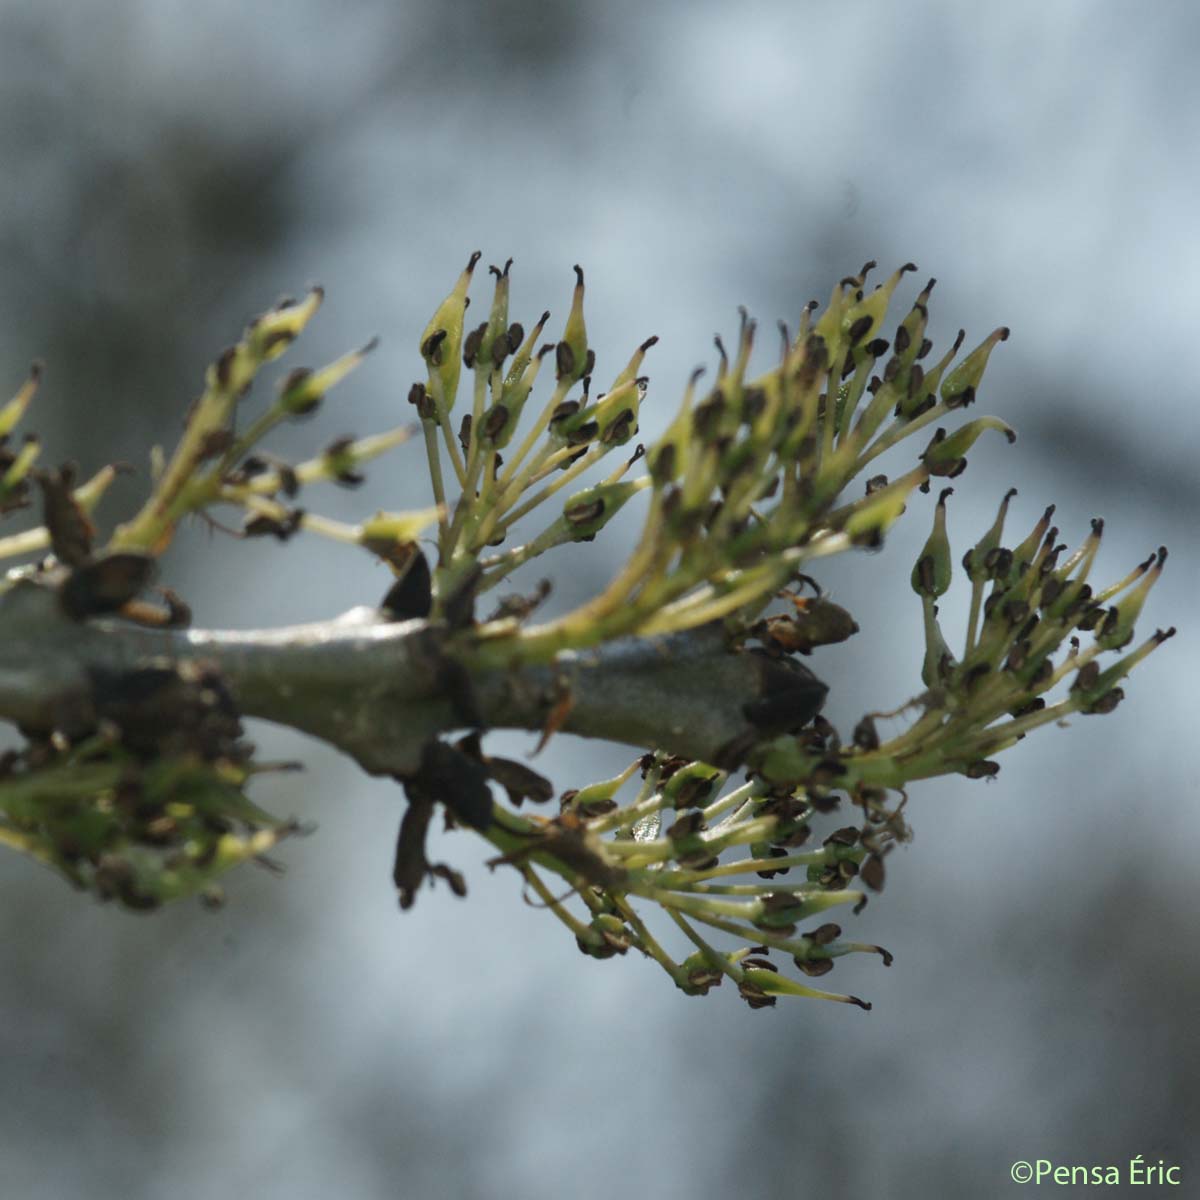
xmin=577 ymin=912 xmax=637 ymax=958
xmin=939 ymin=326 xmax=1009 ymax=408
xmin=483 ymin=345 xmax=550 ymax=449
xmin=921 ymin=596 xmax=957 ymax=688
xmin=278 ymin=338 xmax=378 ymax=417
xmin=921 ymin=417 xmax=1015 ymax=477
xmin=894 ymin=329 xmax=964 ymax=419
xmin=559 ymin=765 xmax=638 ymax=817
xmin=752 ymin=892 xmax=810 ymax=931
xmin=1 ymin=434 xmax=40 ymax=497
xmin=1074 ymin=627 xmax=1176 ymax=715
xmin=842 ymin=262 xmax=917 ymax=349
xmin=419 ymin=251 xmax=480 ymax=414
xmin=661 ymin=762 xmax=721 ymax=809
xmin=477 ymin=258 xmax=512 ymax=370
xmin=841 ymin=471 xmax=926 ymax=547
xmin=502 ymin=308 xmax=549 ymax=389
xmin=1011 ymin=503 xmax=1056 ymax=576
xmin=1095 ymin=547 xmax=1167 ymax=651
xmin=647 ymin=367 xmax=703 ymax=485
xmin=889 ymin=278 xmax=934 ymax=373
xmin=813 ymin=262 xmax=873 ymax=351
xmin=963 ymin=487 xmax=1017 ymax=581
xmin=555 ymin=377 xmax=644 ymax=448
xmin=555 ymin=265 xmax=590 ymax=384
xmin=678 ymin=951 xmax=724 ymax=995
xmin=0 ymin=362 xmax=40 ymax=437
xmin=754 ymin=736 xmax=820 ymax=786
xmin=523 ymin=481 xmax=641 ymax=553
xmin=911 ymin=488 xmax=954 ymax=598
xmin=244 ymin=287 xmax=324 ymax=364
xmin=610 ymin=334 xmax=659 ymax=391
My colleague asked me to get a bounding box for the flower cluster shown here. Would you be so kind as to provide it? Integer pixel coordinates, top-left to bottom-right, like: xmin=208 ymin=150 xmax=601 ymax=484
xmin=391 ymin=255 xmax=1168 ymax=1007
xmin=482 ymin=752 xmax=898 ymax=1009
xmin=0 ymin=651 xmax=299 ymax=910
xmin=0 ymin=257 xmax=1172 ymax=1007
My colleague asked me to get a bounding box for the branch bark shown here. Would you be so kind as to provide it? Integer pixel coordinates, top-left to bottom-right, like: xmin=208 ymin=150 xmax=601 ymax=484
xmin=0 ymin=578 xmax=825 ymax=778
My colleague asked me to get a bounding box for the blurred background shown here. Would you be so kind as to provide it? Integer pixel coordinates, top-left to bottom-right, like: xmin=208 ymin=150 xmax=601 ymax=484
xmin=1 ymin=1 xmax=1195 ymax=1196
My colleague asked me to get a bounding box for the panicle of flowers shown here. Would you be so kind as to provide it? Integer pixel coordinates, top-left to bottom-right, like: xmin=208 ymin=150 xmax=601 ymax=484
xmin=0 ymin=649 xmax=303 ymax=910
xmin=0 ymin=254 xmax=1173 ymax=992
xmin=747 ymin=493 xmax=1174 ymax=794
xmin=477 ymin=749 xmax=901 ymax=1010
xmin=411 ymin=258 xmax=1020 ymax=670
xmin=0 ymin=292 xmax=410 ymax=906
xmin=388 ymin=255 xmax=1168 ymax=1008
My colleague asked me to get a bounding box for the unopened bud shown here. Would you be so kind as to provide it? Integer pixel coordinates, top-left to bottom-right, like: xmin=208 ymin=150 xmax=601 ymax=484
xmin=245 ymin=287 xmax=324 ymax=364
xmin=419 ymin=251 xmax=480 ymax=414
xmin=911 ymin=488 xmax=954 ymax=598
xmin=939 ymin=326 xmax=1009 ymax=408
xmin=921 ymin=417 xmax=1015 ymax=477
xmin=963 ymin=487 xmax=1017 ymax=581
xmin=556 ymin=265 xmax=590 ymax=383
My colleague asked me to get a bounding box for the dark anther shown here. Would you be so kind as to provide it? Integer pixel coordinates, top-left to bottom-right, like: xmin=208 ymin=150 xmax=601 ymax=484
xmin=407 ymin=381 xmax=435 ymax=420
xmin=600 ymin=411 xmax=634 ymax=444
xmin=277 ymin=462 xmax=301 ymax=495
xmin=215 ymin=346 xmax=238 ymax=388
xmin=483 ymin=405 xmax=510 ymax=440
xmin=965 ymin=760 xmax=1000 ymax=780
xmin=567 ymin=421 xmax=598 ymax=447
xmin=462 ymin=322 xmax=486 ymax=367
xmin=1083 ymin=688 xmax=1124 ymax=715
xmin=691 ymin=394 xmax=726 ymax=439
xmin=564 ymin=498 xmax=605 ymax=526
xmin=421 ymin=329 xmax=448 ymax=364
xmin=242 ymin=508 xmax=304 ymax=541
xmin=805 ymin=924 xmax=841 ymax=947
xmin=549 ymin=400 xmax=579 ymax=426
xmin=847 ymin=315 xmax=874 ymax=345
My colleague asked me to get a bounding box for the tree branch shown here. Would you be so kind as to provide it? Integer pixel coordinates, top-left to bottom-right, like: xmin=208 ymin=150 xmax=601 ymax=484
xmin=0 ymin=578 xmax=824 ymax=778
